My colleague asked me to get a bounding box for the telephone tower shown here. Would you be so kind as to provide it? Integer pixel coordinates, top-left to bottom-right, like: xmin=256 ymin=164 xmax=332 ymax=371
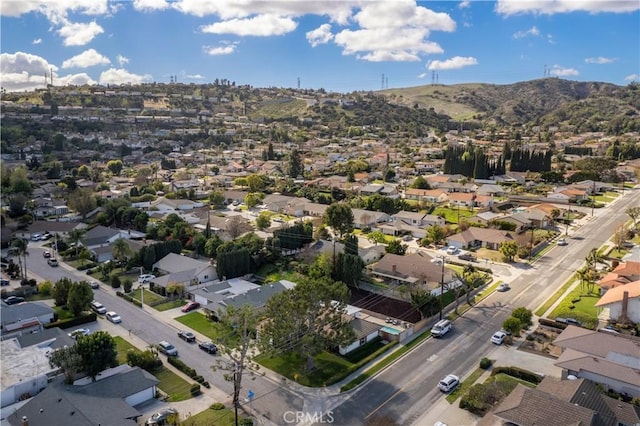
xmin=381 ymin=73 xmax=385 ymax=90
xmin=297 ymin=77 xmax=300 ymax=89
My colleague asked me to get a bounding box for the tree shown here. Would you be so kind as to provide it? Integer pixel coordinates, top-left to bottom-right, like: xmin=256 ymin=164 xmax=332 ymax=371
xmin=260 ymin=278 xmax=356 ymax=370
xmin=626 ymin=207 xmax=640 ymax=229
xmin=511 ymin=307 xmax=533 ymax=328
xmin=212 ymin=305 xmax=260 ymax=426
xmin=502 ymin=316 xmax=522 ymax=336
xmin=67 ymin=281 xmax=94 ymax=316
xmin=112 ymin=237 xmax=132 ymax=267
xmin=67 ymin=228 xmax=86 ymax=259
xmin=255 ymin=212 xmax=271 ymax=230
xmin=75 ymin=331 xmax=118 ymax=381
xmin=613 ymin=225 xmax=628 ymax=250
xmin=323 ymin=203 xmax=354 ymax=239
xmin=68 ymin=189 xmax=97 ymax=220
xmin=499 ymin=241 xmax=518 ymax=262
xmin=426 ymin=225 xmax=446 ymax=246
xmin=287 ymin=148 xmax=303 ymax=178
xmin=10 ymin=238 xmax=28 ymax=283
xmin=385 ymin=239 xmax=407 ymax=255
xmin=106 ymin=159 xmax=123 ymax=176
xmin=52 ymin=277 xmax=73 ymax=306
xmin=410 ymin=176 xmax=430 ymax=189
xmin=410 ymin=288 xmax=439 ymax=319
xmin=367 ymin=230 xmax=387 ymax=245
xmin=226 ymin=215 xmax=252 ymax=240
xmin=49 ymin=345 xmax=83 ymax=384
xmin=244 ymin=192 xmax=264 ymax=209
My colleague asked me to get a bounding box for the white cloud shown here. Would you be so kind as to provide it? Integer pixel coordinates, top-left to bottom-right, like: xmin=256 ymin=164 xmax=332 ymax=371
xmin=496 ymin=0 xmax=640 ymax=16
xmin=624 ymin=74 xmax=639 ymax=82
xmin=1 ymin=0 xmax=111 ymax=21
xmin=58 ymin=21 xmax=104 ymax=46
xmin=0 ymin=52 xmax=58 ymax=91
xmin=185 ymin=74 xmax=204 ymax=79
xmin=99 ymin=68 xmax=152 ymax=85
xmin=306 ymin=24 xmax=333 ymax=47
xmin=427 ymin=56 xmax=478 ymax=71
xmin=459 ymin=1 xmax=471 ymax=9
xmin=57 ymin=72 xmax=96 ymax=86
xmin=549 ymin=65 xmax=579 ymax=77
xmin=62 ymin=49 xmax=110 ymax=68
xmin=585 ymin=56 xmax=616 ymax=64
xmin=513 ymin=26 xmax=540 ymax=39
xmin=417 ymin=72 xmax=428 ymax=79
xmin=133 ymin=0 xmax=170 ymax=12
xmin=32 ymin=38 xmax=42 ymax=45
xmin=201 ymin=14 xmax=297 ymax=36
xmin=203 ymin=43 xmax=238 ymax=56
xmin=116 ymin=55 xmax=130 ymax=66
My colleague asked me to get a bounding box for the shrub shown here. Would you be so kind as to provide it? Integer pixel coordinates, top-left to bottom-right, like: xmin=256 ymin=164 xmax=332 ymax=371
xmin=123 ymin=279 xmax=133 ymax=293
xmin=127 ymin=348 xmax=163 ymax=373
xmin=190 ymin=383 xmax=201 ymax=396
xmin=194 ymin=375 xmax=205 ymax=384
xmin=168 ymin=357 xmax=198 ymax=378
xmin=202 ymin=381 xmax=210 ymax=388
xmin=211 ymin=403 xmax=225 ymax=410
xmin=44 ymin=312 xmax=97 ymax=330
xmin=239 ymin=419 xmax=253 ymax=426
xmin=490 ymin=366 xmax=543 ymax=384
xmin=110 ymin=275 xmax=121 ymax=289
xmin=37 ymin=280 xmax=53 ymax=296
xmin=480 ymin=357 xmax=493 ymax=369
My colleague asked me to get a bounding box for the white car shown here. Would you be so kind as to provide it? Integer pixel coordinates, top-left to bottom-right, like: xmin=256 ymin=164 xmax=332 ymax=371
xmin=106 ymin=311 xmax=122 ymax=324
xmin=138 ymin=274 xmax=156 ymax=284
xmin=491 ymin=331 xmax=507 ymax=345
xmin=446 ymin=246 xmax=458 ymax=255
xmin=497 ymin=283 xmax=510 ymax=292
xmin=438 ymin=374 xmax=460 ymax=393
xmin=68 ymin=328 xmax=90 ymax=339
xmin=557 ymin=238 xmax=568 ymax=246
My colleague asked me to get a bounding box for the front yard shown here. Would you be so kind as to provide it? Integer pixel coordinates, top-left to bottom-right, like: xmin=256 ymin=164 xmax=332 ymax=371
xmin=174 ymin=312 xmax=220 ymax=340
xmin=548 ymin=286 xmax=600 ymax=329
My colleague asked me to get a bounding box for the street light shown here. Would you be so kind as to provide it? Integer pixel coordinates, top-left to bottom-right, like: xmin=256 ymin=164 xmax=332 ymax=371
xmin=432 ymin=254 xmax=446 ymax=320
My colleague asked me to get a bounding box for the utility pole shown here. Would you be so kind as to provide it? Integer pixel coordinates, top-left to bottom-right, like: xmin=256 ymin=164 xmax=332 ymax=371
xmin=435 ymin=255 xmax=445 ymax=320
xmin=591 ymin=181 xmax=596 ymax=217
xmin=233 ymin=363 xmax=239 ymax=426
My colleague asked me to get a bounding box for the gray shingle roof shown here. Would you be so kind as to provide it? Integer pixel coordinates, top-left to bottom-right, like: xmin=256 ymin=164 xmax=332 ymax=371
xmin=1 ymin=302 xmax=54 ymax=326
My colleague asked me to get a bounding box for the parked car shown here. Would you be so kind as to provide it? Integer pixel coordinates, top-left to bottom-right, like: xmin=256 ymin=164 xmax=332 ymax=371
xmin=138 ymin=274 xmax=156 ymax=284
xmin=106 ymin=311 xmax=122 ymax=323
xmin=497 ymin=283 xmax=510 ymax=292
xmin=438 ymin=374 xmax=460 ymax=392
xmin=3 ymin=296 xmax=25 ymax=305
xmin=446 ymin=246 xmax=458 ymax=255
xmin=69 ymin=328 xmax=91 ymax=339
xmin=198 ymin=341 xmax=218 ymax=354
xmin=491 ymin=331 xmax=507 ymax=345
xmin=556 ymin=317 xmax=581 ymax=327
xmin=557 ymin=238 xmax=568 ymax=246
xmin=177 ymin=330 xmax=196 ymax=343
xmin=145 ymin=408 xmax=178 ymax=425
xmin=89 ymin=281 xmax=100 ymax=289
xmin=31 ymin=233 xmax=42 ymax=241
xmin=431 ymin=319 xmax=452 ymax=337
xmin=0 ymin=278 xmax=9 ymax=286
xmin=458 ymin=252 xmax=477 ymax=262
xmin=47 ymin=258 xmax=59 ymax=267
xmin=157 ymin=341 xmax=178 ymax=356
xmin=90 ymin=300 xmax=107 ymax=314
xmin=43 ymin=250 xmax=51 ymax=258
xmin=181 ymin=301 xmax=200 ymax=313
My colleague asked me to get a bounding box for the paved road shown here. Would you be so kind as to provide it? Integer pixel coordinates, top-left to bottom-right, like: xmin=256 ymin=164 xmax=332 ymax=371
xmin=320 ymin=188 xmax=639 ymax=426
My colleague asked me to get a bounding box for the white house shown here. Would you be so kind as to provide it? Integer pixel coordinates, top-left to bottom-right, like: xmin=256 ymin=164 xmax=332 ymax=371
xmin=152 ymin=253 xmax=218 ymax=286
xmin=594 ymin=281 xmax=640 ymax=323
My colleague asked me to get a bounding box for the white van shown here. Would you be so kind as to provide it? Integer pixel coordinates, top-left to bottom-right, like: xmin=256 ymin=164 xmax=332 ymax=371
xmin=431 ymin=319 xmax=452 ymax=337
xmin=90 ymin=300 xmax=107 ymax=314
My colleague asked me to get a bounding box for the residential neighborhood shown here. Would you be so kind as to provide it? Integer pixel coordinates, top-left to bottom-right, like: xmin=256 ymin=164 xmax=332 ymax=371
xmin=1 ymin=81 xmax=640 ymax=426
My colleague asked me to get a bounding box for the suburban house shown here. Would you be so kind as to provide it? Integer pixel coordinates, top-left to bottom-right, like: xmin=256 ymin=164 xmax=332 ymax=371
xmin=447 ymin=192 xmax=475 ymax=208
xmin=597 ymin=261 xmax=640 ymax=290
xmin=5 ymin=365 xmax=159 ymax=426
xmin=82 ymin=225 xmax=144 ymax=263
xmin=352 ymin=209 xmax=390 ymax=229
xmin=403 ymin=188 xmax=448 ymax=203
xmin=594 ymin=281 xmax=640 ymax=324
xmin=369 ymin=252 xmax=455 ymax=293
xmin=489 ymin=376 xmax=640 ymax=426
xmin=150 ymin=196 xmax=204 ymax=212
xmin=151 ymin=253 xmax=218 ymax=288
xmin=1 ymin=302 xmax=55 ymax=339
xmin=1 ymin=328 xmax=73 ymax=408
xmin=190 ymin=278 xmax=294 ymax=320
xmin=446 ymin=227 xmax=530 ymax=250
xmin=552 ymin=325 xmax=640 ymax=397
xmin=338 ymin=307 xmax=386 ymax=356
xmin=391 ymin=211 xmax=445 ymax=228
xmin=12 ymin=220 xmax=81 ymax=242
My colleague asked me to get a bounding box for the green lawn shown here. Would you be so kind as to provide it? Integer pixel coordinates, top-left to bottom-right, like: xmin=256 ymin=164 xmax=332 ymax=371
xmin=446 ymin=367 xmax=485 ymax=403
xmin=181 ymin=406 xmax=248 ymax=426
xmin=487 ymin=373 xmax=537 ymax=389
xmin=53 ymin=305 xmax=75 ymax=320
xmin=154 ymin=299 xmax=186 ymax=311
xmin=535 ymin=274 xmax=577 ymax=317
xmin=432 ymin=207 xmax=476 ymax=224
xmin=549 ymin=286 xmax=600 ymax=329
xmin=256 ymin=351 xmax=352 ymax=387
xmin=174 ymin=312 xmax=220 ymax=340
xmin=113 ymin=336 xmax=193 ymax=402
xmin=128 ymin=288 xmax=166 ymax=305
xmin=607 ymin=248 xmax=630 ymax=260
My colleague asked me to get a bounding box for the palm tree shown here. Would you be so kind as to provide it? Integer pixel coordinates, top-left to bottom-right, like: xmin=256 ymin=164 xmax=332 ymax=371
xmin=112 ymin=237 xmax=132 ymax=268
xmin=67 ymin=228 xmax=86 ymax=259
xmin=10 ymin=238 xmax=29 ymax=283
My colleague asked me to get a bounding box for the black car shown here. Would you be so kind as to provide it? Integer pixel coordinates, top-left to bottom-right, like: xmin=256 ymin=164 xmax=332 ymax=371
xmin=198 ymin=341 xmax=218 ymax=354
xmin=458 ymin=253 xmax=477 ymax=262
xmin=3 ymin=296 xmax=25 ymax=305
xmin=0 ymin=279 xmax=9 ymax=286
xmin=177 ymin=330 xmax=196 ymax=343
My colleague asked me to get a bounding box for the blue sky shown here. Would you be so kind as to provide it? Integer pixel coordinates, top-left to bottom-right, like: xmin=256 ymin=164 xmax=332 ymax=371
xmin=1 ymin=1 xmax=639 ymax=93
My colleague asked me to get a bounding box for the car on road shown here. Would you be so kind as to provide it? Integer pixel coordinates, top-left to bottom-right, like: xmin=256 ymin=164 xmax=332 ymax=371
xmin=145 ymin=408 xmax=178 ymax=425
xmin=90 ymin=301 xmax=107 ymax=314
xmin=458 ymin=252 xmax=477 ymax=262
xmin=89 ymin=280 xmax=100 ymax=289
xmin=157 ymin=341 xmax=178 ymax=356
xmin=198 ymin=341 xmax=218 ymax=354
xmin=47 ymin=258 xmax=59 ymax=267
xmin=557 ymin=238 xmax=568 ymax=246
xmin=177 ymin=330 xmax=196 ymax=343
xmin=138 ymin=274 xmax=156 ymax=284
xmin=0 ymin=278 xmax=9 ymax=286
xmin=491 ymin=331 xmax=507 ymax=345
xmin=180 ymin=301 xmax=200 ymax=313
xmin=69 ymin=328 xmax=91 ymax=339
xmin=106 ymin=311 xmax=122 ymax=323
xmin=497 ymin=283 xmax=510 ymax=292
xmin=43 ymin=250 xmax=51 ymax=258
xmin=31 ymin=233 xmax=42 ymax=241
xmin=438 ymin=374 xmax=460 ymax=393
xmin=446 ymin=246 xmax=458 ymax=255
xmin=3 ymin=296 xmax=25 ymax=305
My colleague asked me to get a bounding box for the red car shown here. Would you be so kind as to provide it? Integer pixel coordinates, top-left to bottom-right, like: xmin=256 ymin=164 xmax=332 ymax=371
xmin=181 ymin=301 xmax=200 ymax=313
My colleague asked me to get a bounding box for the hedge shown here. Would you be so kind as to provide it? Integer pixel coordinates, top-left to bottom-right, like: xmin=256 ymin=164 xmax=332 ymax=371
xmin=190 ymin=383 xmax=201 ymax=396
xmin=538 ymin=317 xmax=567 ymax=330
xmin=44 ymin=312 xmax=97 ymax=330
xmin=490 ymin=366 xmax=544 ymax=384
xmin=167 ymin=356 xmax=198 ymax=379
xmin=116 ymin=291 xmax=143 ymax=308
